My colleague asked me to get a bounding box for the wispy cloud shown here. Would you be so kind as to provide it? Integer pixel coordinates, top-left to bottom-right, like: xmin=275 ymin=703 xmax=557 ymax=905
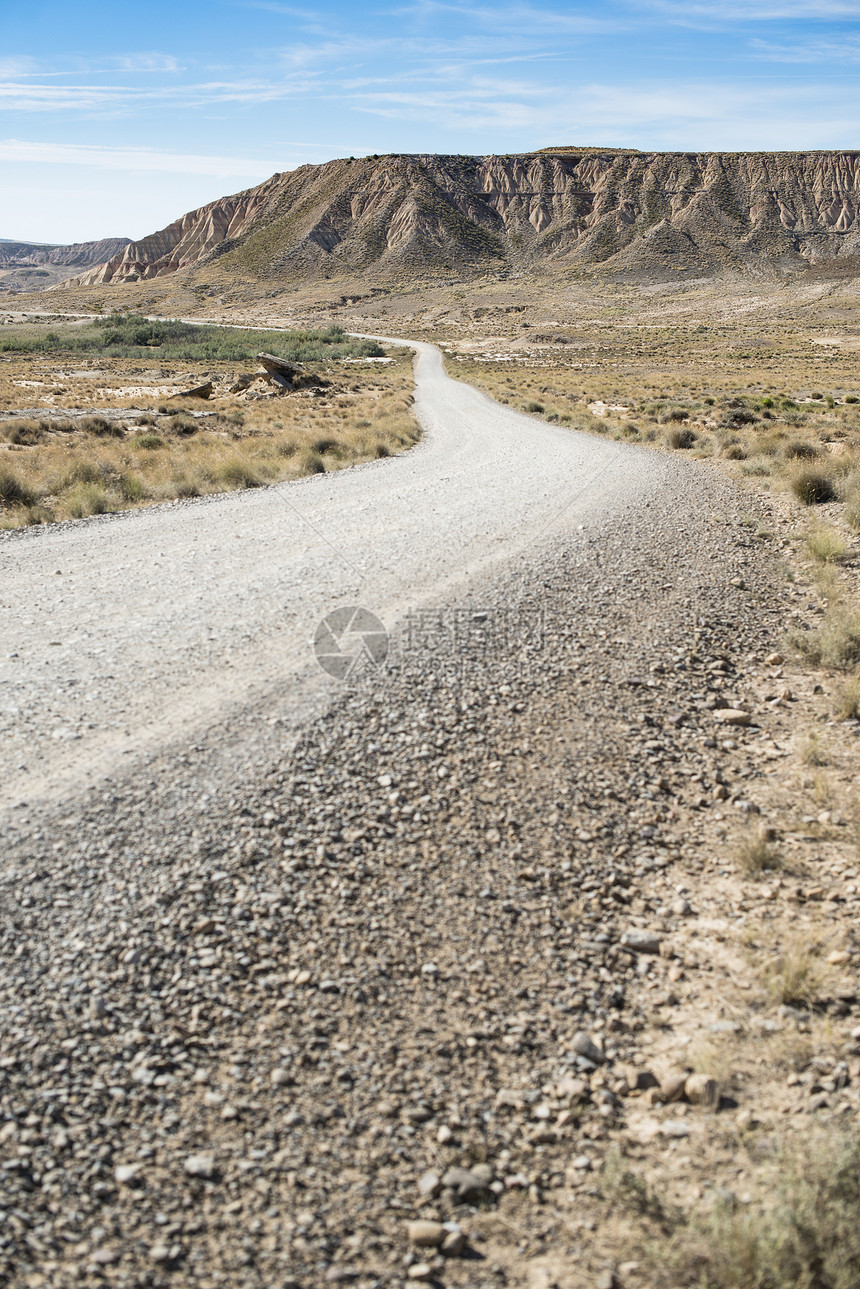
xmin=0 ymin=139 xmax=275 ymax=177
xmin=639 ymin=0 xmax=860 ymax=19
xmin=0 ymin=77 xmax=313 ymax=113
xmin=750 ymin=34 xmax=860 ymax=60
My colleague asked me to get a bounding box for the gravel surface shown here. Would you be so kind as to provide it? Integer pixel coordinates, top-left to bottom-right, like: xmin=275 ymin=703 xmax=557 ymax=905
xmin=0 ymin=342 xmax=788 ymax=1288
xmin=0 ymin=340 xmax=658 ymax=818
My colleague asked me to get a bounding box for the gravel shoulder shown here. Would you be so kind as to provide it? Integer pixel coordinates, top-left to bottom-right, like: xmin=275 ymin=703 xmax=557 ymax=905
xmin=3 ymin=343 xmax=858 ymax=1289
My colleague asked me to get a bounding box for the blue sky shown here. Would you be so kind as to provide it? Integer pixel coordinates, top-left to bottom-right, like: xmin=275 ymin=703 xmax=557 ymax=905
xmin=2 ymin=0 xmax=860 ymax=244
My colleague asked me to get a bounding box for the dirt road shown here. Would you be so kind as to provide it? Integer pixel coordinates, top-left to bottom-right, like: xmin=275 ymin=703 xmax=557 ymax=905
xmin=0 ymin=340 xmax=791 ymax=1289
xmin=0 ymin=340 xmax=670 ymax=819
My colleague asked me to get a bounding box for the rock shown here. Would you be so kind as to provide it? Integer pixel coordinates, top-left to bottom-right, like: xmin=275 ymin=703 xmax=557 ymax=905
xmin=620 ymin=930 xmax=662 ymax=955
xmin=765 ymin=653 xmax=784 ymax=666
xmin=571 ymin=1032 xmax=606 ymax=1063
xmin=441 ymin=1225 xmax=466 ymax=1257
xmin=257 ymin=353 xmax=303 ymax=386
xmin=418 ymin=1169 xmax=441 ymax=1198
xmin=326 ymin=1268 xmax=359 ymax=1283
xmin=685 ymin=1073 xmax=720 ymax=1109
xmin=571 ymin=1155 xmax=593 ymax=1171
xmin=114 ymin=1163 xmax=140 ymax=1185
xmin=442 ymin=1166 xmax=490 ymax=1202
xmin=183 ymin=1152 xmax=216 ymax=1178
xmin=556 ymin=1075 xmax=588 ymax=1101
xmin=713 ymin=708 xmax=751 ymax=726
xmin=407 ymin=1220 xmax=446 ymax=1248
xmin=661 ymin=1120 xmax=691 ymax=1138
xmin=170 ymin=381 xmax=213 ymax=400
xmin=148 ymin=1245 xmax=171 ymax=1263
xmin=229 ymin=374 xmax=255 ymax=393
xmin=659 ymin=1071 xmax=688 ymax=1103
xmin=407 ymin=1264 xmax=433 ymax=1281
xmin=596 ymin=1270 xmax=617 ymax=1289
xmin=271 ymin=1066 xmax=293 ymax=1086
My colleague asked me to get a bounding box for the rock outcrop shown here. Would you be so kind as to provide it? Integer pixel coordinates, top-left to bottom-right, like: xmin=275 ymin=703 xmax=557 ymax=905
xmin=60 ymin=150 xmax=860 ymax=287
xmin=0 ymin=236 xmax=131 ymax=269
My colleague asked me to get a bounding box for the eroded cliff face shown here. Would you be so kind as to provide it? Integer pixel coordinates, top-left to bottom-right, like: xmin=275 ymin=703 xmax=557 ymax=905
xmin=63 ymin=151 xmax=860 ymax=287
xmin=0 ymin=237 xmax=130 ymax=269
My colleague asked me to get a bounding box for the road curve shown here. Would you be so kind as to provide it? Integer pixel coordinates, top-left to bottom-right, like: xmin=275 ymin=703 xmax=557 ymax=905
xmin=0 ymin=340 xmax=673 ymax=816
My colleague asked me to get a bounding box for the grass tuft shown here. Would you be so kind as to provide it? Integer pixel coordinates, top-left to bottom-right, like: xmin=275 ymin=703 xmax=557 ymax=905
xmin=791 ymin=468 xmax=837 ymax=505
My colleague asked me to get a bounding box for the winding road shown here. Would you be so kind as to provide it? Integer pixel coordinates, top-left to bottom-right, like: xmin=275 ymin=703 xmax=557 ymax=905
xmin=0 ymin=339 xmax=672 ymax=818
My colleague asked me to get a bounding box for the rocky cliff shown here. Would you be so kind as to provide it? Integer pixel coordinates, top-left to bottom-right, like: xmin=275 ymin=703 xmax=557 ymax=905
xmin=62 ymin=151 xmax=860 ymax=287
xmin=0 ymin=236 xmax=131 ymax=292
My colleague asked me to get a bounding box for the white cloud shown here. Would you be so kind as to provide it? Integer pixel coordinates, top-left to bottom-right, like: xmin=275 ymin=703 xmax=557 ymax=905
xmin=0 ymin=139 xmax=274 ymax=178
xmin=0 ymin=77 xmax=313 ymax=113
xmin=639 ymin=0 xmax=860 ymax=19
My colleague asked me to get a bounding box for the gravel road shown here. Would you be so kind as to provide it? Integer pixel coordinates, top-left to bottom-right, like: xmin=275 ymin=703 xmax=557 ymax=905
xmin=0 ymin=340 xmax=663 ymax=820
xmin=0 ymin=342 xmax=788 ymax=1289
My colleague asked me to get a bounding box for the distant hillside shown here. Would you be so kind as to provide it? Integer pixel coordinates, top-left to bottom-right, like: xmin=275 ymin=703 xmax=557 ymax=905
xmin=0 ymin=236 xmax=131 ymax=292
xmin=58 ymin=151 xmax=860 ymax=289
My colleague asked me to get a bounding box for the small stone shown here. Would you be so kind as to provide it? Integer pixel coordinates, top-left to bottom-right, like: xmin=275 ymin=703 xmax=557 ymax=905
xmin=114 ymin=1164 xmax=140 ymax=1185
xmin=407 ymin=1220 xmax=446 ymax=1248
xmin=90 ymin=1248 xmax=120 ymax=1265
xmin=436 ymin=1124 xmax=453 ymax=1144
xmin=828 ymin=950 xmax=851 ymax=965
xmin=659 ymin=1071 xmax=688 ymax=1103
xmin=442 ymin=1166 xmax=489 ymax=1202
xmin=441 ymin=1226 xmax=466 ymax=1257
xmin=571 ymin=1032 xmax=606 ymax=1063
xmin=620 ymin=930 xmax=662 ymax=955
xmin=713 ymin=708 xmax=751 ymax=726
xmin=765 ymin=653 xmax=784 ymax=666
xmin=149 ymin=1245 xmax=171 ymax=1263
xmin=685 ymin=1073 xmax=720 ymax=1109
xmin=572 ymin=1155 xmax=592 ymax=1171
xmin=596 ymin=1270 xmax=617 ymax=1289
xmin=671 ymin=898 xmax=693 ymax=916
xmin=418 ymin=1170 xmax=441 ymax=1198
xmin=271 ymin=1066 xmax=293 ymax=1086
xmin=184 ymin=1152 xmax=216 ymax=1179
xmin=661 ymin=1120 xmax=691 ymax=1138
xmin=407 ymin=1264 xmax=433 ymax=1281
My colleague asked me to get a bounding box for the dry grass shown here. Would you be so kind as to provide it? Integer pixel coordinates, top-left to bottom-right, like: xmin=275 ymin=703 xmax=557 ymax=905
xmin=807 ymin=526 xmax=850 ymax=564
xmin=788 ymin=604 xmax=860 ymax=671
xmin=0 ymin=337 xmax=419 ymax=529
xmin=832 ymin=673 xmax=860 ymax=720
xmin=799 ymin=732 xmax=829 ymax=766
xmin=760 ymin=933 xmax=828 ymax=1007
xmin=735 ymin=827 xmax=783 ymax=877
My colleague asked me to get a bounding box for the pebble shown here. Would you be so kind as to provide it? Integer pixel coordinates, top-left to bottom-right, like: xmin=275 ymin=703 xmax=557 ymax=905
xmin=685 ymin=1073 xmax=720 ymax=1109
xmin=571 ymin=1032 xmax=606 ymax=1063
xmin=712 ymin=708 xmax=751 ymax=726
xmin=407 ymin=1220 xmax=446 ymax=1248
xmin=184 ymin=1152 xmax=216 ymax=1179
xmin=620 ymin=930 xmax=662 ymax=955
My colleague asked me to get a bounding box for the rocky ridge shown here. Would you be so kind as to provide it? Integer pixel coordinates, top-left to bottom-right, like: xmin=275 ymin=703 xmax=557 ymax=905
xmin=60 ymin=151 xmax=860 ymax=289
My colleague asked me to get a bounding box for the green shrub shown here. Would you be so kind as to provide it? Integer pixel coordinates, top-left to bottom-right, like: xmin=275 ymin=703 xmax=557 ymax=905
xmin=132 ymin=433 xmax=165 ymax=450
xmin=119 ymin=473 xmax=148 ymax=502
xmin=525 ymin=401 xmax=545 ymax=413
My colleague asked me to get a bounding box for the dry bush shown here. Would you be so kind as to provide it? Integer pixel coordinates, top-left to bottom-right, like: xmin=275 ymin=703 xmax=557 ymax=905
xmin=832 ymin=673 xmax=860 ymax=720
xmin=666 ymin=1133 xmax=860 ymax=1289
xmin=761 ymin=934 xmax=827 ymax=1007
xmin=791 ymin=467 xmax=837 ymax=505
xmin=807 ymin=527 xmax=850 ymax=564
xmin=788 ymin=605 xmax=860 ymax=670
xmin=665 ymin=425 xmax=697 ymax=449
xmin=735 ymin=828 xmax=783 ymax=876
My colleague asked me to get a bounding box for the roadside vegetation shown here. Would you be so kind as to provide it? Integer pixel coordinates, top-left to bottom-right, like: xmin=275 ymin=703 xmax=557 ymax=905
xmin=0 ymin=314 xmax=384 ymax=362
xmin=0 ymin=318 xmax=417 ymax=529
